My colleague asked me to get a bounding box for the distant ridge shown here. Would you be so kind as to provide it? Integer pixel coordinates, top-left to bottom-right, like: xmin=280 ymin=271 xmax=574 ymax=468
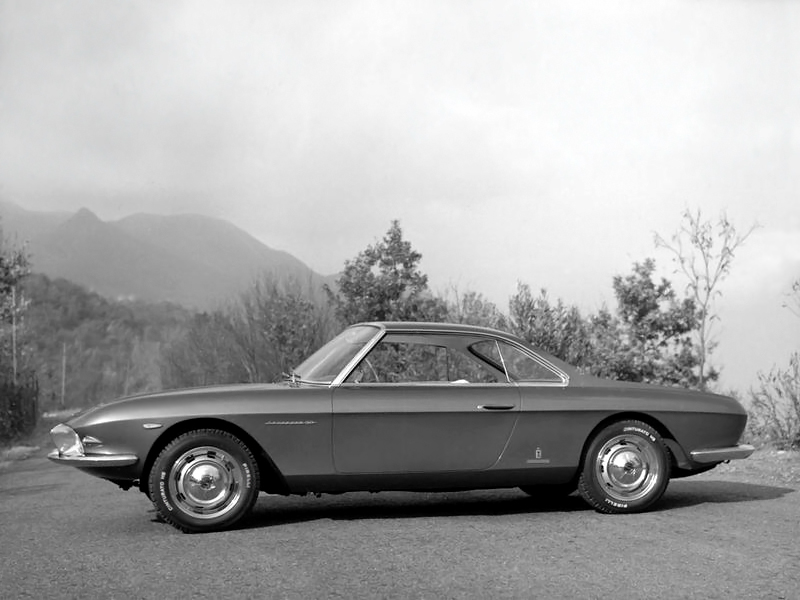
xmin=0 ymin=200 xmax=335 ymax=309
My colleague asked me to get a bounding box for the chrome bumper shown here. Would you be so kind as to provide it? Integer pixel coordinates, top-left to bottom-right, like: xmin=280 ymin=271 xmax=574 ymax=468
xmin=690 ymin=444 xmax=755 ymax=464
xmin=47 ymin=449 xmax=138 ymax=468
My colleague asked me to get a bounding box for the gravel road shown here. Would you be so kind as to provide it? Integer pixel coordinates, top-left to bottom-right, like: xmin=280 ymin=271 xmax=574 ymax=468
xmin=1 ymin=453 xmax=798 ymax=599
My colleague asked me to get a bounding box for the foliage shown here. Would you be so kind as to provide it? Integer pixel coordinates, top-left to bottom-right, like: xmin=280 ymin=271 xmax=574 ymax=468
xmin=22 ymin=274 xmax=191 ymax=408
xmin=0 ymin=237 xmax=30 ymax=324
xmin=655 ymin=208 xmax=755 ymax=389
xmin=162 ymin=275 xmax=335 ymax=388
xmin=231 ymin=278 xmax=333 ymax=381
xmin=0 ymin=226 xmax=36 ymax=441
xmin=602 ymin=259 xmax=701 ymax=387
xmin=443 ymin=287 xmax=507 ymax=330
xmin=748 ymin=353 xmax=800 ymax=449
xmin=749 ymin=274 xmax=800 ymax=448
xmin=0 ymin=227 xmax=31 ymax=380
xmin=0 ymin=211 xmax=759 ymax=427
xmin=0 ymin=376 xmax=38 ymax=443
xmin=785 ymin=278 xmax=800 ymax=318
xmin=508 ymin=283 xmax=593 ymax=367
xmin=325 ymin=220 xmax=447 ymax=325
xmin=161 ymin=311 xmax=246 ymax=388
xmin=508 ymin=261 xmax=701 ymax=387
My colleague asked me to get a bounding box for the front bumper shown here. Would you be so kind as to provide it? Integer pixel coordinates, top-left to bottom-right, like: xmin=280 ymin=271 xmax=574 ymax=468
xmin=689 ymin=444 xmax=755 ymax=464
xmin=47 ymin=450 xmax=138 ymax=468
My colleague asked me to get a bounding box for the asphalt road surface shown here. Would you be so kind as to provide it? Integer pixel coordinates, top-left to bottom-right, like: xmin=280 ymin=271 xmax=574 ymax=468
xmin=1 ymin=455 xmax=798 ymax=600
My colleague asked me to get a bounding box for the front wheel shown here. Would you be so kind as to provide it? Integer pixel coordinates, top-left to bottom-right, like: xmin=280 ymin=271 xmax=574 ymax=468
xmin=149 ymin=429 xmax=260 ymax=533
xmin=578 ymin=420 xmax=670 ymax=514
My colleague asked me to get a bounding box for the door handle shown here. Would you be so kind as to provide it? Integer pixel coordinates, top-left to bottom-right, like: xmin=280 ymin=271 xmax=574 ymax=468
xmin=477 ymin=404 xmax=515 ymax=411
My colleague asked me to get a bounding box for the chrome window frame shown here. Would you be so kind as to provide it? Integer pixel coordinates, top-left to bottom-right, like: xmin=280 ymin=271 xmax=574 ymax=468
xmin=330 ymin=326 xmax=387 ymax=386
xmin=331 ymin=327 xmax=569 ymax=388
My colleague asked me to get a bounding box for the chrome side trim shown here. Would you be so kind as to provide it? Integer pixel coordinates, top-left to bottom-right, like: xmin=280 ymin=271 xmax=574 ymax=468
xmin=690 ymin=444 xmax=755 ymax=464
xmin=47 ymin=449 xmax=138 ymax=468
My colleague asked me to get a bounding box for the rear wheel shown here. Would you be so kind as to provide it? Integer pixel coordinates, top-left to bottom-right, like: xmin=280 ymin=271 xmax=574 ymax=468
xmin=149 ymin=429 xmax=260 ymax=533
xmin=578 ymin=420 xmax=670 ymax=514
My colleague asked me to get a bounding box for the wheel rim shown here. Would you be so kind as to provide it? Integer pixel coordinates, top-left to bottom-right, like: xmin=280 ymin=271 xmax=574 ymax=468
xmin=595 ymin=434 xmax=661 ymax=503
xmin=168 ymin=445 xmax=244 ymax=520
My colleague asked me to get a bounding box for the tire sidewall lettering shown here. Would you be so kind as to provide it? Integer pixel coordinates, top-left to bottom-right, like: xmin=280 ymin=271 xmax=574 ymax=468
xmin=604 ymin=498 xmax=628 ymax=509
xmin=623 ymin=426 xmax=656 ymax=442
xmin=242 ymin=462 xmax=252 ymax=489
xmin=158 ymin=470 xmax=174 ymax=512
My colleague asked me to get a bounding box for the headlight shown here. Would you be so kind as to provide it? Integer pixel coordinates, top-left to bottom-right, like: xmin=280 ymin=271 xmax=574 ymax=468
xmin=50 ymin=424 xmax=84 ymax=457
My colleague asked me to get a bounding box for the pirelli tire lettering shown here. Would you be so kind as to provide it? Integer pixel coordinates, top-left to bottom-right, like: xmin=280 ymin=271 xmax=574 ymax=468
xmin=243 ymin=462 xmax=252 ymax=489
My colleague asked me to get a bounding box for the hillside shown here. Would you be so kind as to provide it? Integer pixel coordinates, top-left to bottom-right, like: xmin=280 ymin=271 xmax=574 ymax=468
xmin=0 ymin=200 xmax=334 ymax=309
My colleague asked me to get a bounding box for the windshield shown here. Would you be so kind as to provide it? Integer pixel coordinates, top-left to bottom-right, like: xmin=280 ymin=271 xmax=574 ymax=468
xmin=292 ymin=325 xmax=380 ymax=383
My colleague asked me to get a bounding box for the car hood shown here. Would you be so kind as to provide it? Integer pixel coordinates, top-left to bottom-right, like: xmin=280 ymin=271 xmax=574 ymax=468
xmin=67 ymin=382 xmax=299 ymax=427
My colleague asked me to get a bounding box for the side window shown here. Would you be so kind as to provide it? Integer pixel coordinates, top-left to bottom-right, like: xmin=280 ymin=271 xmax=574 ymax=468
xmin=470 ymin=340 xmax=562 ymax=383
xmin=447 ymin=351 xmax=499 ymax=383
xmin=347 ymin=336 xmax=499 ymax=383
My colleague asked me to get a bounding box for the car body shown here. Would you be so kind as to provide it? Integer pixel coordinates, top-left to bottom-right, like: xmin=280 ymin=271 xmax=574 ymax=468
xmin=49 ymin=321 xmax=754 ymax=532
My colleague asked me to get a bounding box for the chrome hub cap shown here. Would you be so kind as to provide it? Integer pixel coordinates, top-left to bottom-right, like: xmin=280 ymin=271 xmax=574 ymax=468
xmin=169 ymin=446 xmax=244 ymax=520
xmin=596 ymin=435 xmax=660 ymax=502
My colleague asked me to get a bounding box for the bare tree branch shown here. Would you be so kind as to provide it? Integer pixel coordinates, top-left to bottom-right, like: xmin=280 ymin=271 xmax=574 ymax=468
xmin=654 ymin=208 xmax=757 ymax=390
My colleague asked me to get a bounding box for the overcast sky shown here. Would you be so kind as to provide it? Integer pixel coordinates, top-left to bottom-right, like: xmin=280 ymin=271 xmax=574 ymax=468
xmin=1 ymin=0 xmax=798 ymax=391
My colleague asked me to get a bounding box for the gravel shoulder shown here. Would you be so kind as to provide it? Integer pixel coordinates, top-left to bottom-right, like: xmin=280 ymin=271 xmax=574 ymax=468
xmin=695 ymin=448 xmax=800 ymax=485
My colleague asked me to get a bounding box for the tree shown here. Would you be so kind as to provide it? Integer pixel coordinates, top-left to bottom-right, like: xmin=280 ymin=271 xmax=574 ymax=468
xmin=508 ymin=283 xmax=593 ymax=367
xmin=326 ymin=220 xmax=446 ymax=325
xmin=162 ymin=311 xmax=246 ymax=388
xmin=601 ymin=259 xmax=701 ymax=387
xmin=748 ymin=275 xmax=800 ymax=448
xmin=444 ymin=286 xmax=507 ymax=330
xmin=748 ymin=353 xmax=800 ymax=449
xmin=229 ymin=276 xmax=333 ymax=382
xmin=0 ymin=226 xmax=31 ymax=383
xmin=22 ymin=274 xmax=190 ymax=406
xmin=785 ymin=278 xmax=800 ymax=318
xmin=503 ymin=263 xmax=700 ymax=387
xmin=0 ymin=226 xmax=35 ymax=441
xmin=161 ymin=275 xmax=335 ymax=389
xmin=655 ymin=209 xmax=755 ymax=389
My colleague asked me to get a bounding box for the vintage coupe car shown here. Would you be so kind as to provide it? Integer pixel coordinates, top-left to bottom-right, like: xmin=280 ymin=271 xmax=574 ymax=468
xmin=49 ymin=321 xmax=754 ymax=533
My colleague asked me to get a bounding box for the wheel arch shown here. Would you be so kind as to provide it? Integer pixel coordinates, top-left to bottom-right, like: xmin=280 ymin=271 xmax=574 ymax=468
xmin=579 ymin=411 xmax=686 ymax=471
xmin=138 ymin=418 xmax=288 ymax=498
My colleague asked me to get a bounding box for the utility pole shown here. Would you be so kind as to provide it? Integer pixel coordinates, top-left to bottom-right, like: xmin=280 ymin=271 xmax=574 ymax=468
xmin=11 ymin=286 xmax=17 ymax=385
xmin=61 ymin=342 xmax=66 ymax=408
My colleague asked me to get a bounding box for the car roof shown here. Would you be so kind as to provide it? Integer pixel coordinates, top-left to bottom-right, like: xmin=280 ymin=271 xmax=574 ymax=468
xmin=356 ymin=321 xmax=525 ymax=344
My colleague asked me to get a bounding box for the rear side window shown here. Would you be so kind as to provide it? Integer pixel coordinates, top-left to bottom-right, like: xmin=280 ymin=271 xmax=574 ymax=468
xmin=470 ymin=340 xmax=563 ymax=382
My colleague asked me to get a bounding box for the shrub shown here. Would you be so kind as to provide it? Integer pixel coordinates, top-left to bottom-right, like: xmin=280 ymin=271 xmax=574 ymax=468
xmin=748 ymin=353 xmax=800 ymax=449
xmin=0 ymin=374 xmax=39 ymax=444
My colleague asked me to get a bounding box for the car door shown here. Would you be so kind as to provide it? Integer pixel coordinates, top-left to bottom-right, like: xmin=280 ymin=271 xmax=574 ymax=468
xmin=332 ymin=333 xmax=520 ymax=474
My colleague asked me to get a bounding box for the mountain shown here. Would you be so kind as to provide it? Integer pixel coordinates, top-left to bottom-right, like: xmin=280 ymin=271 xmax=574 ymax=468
xmin=0 ymin=200 xmax=334 ymax=309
